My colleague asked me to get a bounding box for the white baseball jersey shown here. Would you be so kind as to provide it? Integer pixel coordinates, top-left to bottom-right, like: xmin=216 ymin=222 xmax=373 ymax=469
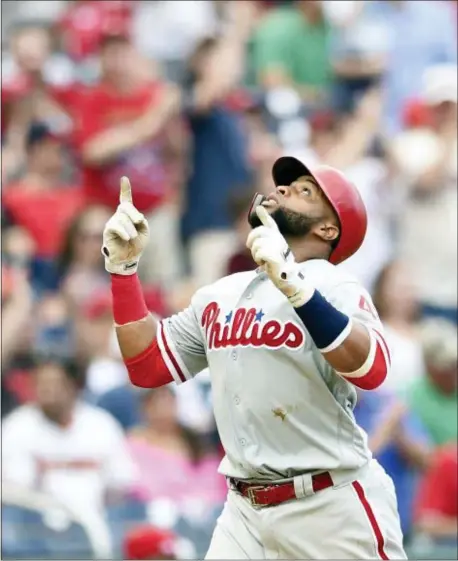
xmin=2 ymin=402 xmax=137 ymax=514
xmin=156 ymin=259 xmax=390 ymax=481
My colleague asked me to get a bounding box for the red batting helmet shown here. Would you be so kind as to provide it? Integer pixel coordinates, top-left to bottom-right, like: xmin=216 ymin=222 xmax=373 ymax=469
xmin=272 ymin=156 xmax=367 ymax=265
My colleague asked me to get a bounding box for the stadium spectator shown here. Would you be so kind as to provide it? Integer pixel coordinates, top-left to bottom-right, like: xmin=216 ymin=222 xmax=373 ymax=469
xmin=128 ymin=387 xmax=226 ymax=509
xmin=354 ymin=391 xmax=431 ymax=537
xmin=371 ymin=261 xmax=425 ymax=394
xmin=98 ymin=382 xmax=142 ymax=432
xmin=1 ymin=265 xmax=34 ymax=416
xmin=2 ymin=356 xmax=138 ymax=553
xmin=414 ymin=443 xmax=458 ymax=543
xmin=75 ymin=30 xmax=185 ymax=286
xmin=393 ymin=64 xmax=458 ymax=324
xmin=2 ymin=122 xmax=84 ymax=269
xmin=181 ymin=4 xmax=256 ymax=286
xmin=57 ymin=205 xmax=112 ymax=308
xmin=380 ymin=0 xmax=457 ymax=136
xmin=132 ymin=0 xmax=219 ymax=84
xmin=1 ymin=22 xmax=77 ymax=164
xmin=33 ymin=292 xmax=74 ymax=360
xmin=408 ymin=319 xmax=458 ymax=446
xmin=329 ymin=1 xmax=390 ymax=113
xmin=2 ymin=21 xmax=74 ymax=97
xmin=250 ymin=0 xmax=332 ymax=105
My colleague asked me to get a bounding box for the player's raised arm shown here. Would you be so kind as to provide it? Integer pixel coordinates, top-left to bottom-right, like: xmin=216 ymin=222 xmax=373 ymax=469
xmin=248 ymin=204 xmax=389 ymax=390
xmin=102 ymin=178 xmax=207 ymax=388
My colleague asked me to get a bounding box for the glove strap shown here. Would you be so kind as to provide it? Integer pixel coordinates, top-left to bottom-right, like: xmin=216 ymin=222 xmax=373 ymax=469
xmin=111 ymin=273 xmax=149 ymax=326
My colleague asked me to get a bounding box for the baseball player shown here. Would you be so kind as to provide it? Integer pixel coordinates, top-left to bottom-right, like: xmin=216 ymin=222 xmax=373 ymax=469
xmin=102 ymin=156 xmax=406 ymax=559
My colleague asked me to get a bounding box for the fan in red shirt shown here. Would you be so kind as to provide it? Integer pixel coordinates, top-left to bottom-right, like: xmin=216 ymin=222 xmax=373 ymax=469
xmin=75 ymin=31 xmax=184 ymax=215
xmin=414 ymin=443 xmax=458 ymax=540
xmin=3 ymin=122 xmax=85 ymax=260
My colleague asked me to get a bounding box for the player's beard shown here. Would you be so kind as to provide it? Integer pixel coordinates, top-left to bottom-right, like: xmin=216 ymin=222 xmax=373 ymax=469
xmin=249 ymin=206 xmax=323 ymax=239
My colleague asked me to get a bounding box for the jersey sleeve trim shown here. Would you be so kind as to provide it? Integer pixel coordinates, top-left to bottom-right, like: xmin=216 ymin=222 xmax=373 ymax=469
xmin=340 ymin=326 xmax=391 ymax=390
xmin=156 ymin=321 xmax=190 ymax=384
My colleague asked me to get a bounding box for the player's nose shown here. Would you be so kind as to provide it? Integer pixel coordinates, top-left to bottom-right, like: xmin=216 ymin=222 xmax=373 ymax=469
xmin=276 ymin=185 xmax=291 ymax=197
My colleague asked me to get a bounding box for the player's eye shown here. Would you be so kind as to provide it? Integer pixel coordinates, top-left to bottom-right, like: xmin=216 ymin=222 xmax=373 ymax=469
xmin=300 ymin=186 xmax=312 ymax=196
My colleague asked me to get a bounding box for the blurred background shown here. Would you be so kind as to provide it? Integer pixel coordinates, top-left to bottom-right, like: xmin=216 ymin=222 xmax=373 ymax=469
xmin=1 ymin=0 xmax=457 ymax=559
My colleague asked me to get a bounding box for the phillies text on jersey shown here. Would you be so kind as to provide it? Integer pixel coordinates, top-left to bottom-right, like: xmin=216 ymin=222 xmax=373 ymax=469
xmin=202 ymin=302 xmax=305 ymax=351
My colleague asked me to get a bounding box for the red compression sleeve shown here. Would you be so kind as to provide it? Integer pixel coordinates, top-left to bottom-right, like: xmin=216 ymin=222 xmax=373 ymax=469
xmin=125 ymin=338 xmax=173 ymax=388
xmin=111 ymin=274 xmax=149 ymax=325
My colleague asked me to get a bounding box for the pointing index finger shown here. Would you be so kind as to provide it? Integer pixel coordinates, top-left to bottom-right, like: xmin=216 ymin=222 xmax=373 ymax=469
xmin=120 ymin=176 xmax=133 ymax=204
xmin=256 ymin=205 xmax=278 ymax=230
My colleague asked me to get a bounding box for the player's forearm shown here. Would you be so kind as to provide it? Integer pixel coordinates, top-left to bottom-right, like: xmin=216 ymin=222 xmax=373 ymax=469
xmin=115 ymin=314 xmax=158 ymax=359
xmin=322 ymin=322 xmax=372 ymax=373
xmin=293 ymin=291 xmax=389 ymax=390
xmin=111 ymin=274 xmax=172 ymax=387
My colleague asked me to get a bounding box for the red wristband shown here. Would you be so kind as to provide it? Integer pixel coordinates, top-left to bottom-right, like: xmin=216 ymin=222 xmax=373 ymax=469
xmin=111 ymin=274 xmax=149 ymax=326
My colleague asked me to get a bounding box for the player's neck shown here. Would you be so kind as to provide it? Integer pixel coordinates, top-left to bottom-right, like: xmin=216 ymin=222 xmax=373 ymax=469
xmin=288 ymin=238 xmax=331 ymax=264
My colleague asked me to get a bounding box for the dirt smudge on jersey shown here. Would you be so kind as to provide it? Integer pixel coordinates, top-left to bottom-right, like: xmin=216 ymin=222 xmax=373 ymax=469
xmin=272 ymin=404 xmax=296 ymax=421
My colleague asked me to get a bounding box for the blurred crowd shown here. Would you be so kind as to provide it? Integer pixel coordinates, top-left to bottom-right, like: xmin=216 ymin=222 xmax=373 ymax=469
xmin=1 ymin=0 xmax=457 ymax=559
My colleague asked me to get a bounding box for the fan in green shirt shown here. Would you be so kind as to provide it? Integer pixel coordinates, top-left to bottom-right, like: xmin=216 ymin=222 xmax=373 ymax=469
xmin=249 ymin=1 xmax=333 ymax=102
xmin=408 ymin=319 xmax=457 ymax=446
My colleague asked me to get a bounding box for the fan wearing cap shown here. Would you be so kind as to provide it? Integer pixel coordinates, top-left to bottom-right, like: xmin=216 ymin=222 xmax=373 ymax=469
xmin=102 ymin=159 xmax=405 ymax=559
xmin=123 ymin=526 xmax=179 ymax=560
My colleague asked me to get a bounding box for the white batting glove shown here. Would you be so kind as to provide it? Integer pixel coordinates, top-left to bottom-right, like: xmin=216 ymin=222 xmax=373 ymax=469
xmin=102 ymin=177 xmax=150 ymax=275
xmin=246 ymin=206 xmax=314 ymax=307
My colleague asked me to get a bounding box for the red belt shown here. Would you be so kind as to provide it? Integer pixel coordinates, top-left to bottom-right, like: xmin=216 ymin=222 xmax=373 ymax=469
xmin=231 ymin=471 xmax=334 ymax=507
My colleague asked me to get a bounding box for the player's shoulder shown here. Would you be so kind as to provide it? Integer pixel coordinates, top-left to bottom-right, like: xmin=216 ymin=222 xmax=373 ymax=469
xmin=300 ymin=259 xmax=363 ymax=295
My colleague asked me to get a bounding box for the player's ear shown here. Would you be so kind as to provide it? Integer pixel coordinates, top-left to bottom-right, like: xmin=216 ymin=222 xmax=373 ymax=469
xmin=313 ymin=221 xmax=339 ymax=243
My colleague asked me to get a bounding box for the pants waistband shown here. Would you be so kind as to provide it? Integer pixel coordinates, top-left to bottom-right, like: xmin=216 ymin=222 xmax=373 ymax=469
xmin=228 ymin=462 xmax=370 ymax=501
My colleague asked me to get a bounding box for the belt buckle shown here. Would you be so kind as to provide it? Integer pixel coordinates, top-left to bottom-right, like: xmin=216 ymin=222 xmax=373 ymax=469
xmin=247 ymin=485 xmax=264 ymax=507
